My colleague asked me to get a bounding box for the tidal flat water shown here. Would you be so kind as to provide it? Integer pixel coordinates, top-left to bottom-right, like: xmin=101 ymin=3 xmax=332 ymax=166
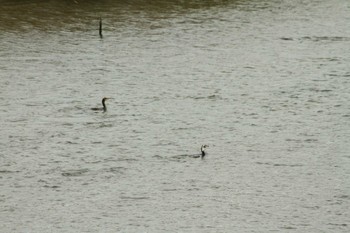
xmin=0 ymin=0 xmax=349 ymax=232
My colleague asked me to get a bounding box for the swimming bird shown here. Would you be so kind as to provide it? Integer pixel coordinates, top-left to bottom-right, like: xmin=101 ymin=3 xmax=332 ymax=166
xmin=91 ymin=97 xmax=110 ymax=112
xmin=201 ymin=145 xmax=209 ymax=158
xmin=172 ymin=145 xmax=209 ymax=159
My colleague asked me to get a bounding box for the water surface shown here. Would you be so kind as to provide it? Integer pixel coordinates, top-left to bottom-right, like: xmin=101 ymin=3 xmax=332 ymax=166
xmin=1 ymin=0 xmax=349 ymax=232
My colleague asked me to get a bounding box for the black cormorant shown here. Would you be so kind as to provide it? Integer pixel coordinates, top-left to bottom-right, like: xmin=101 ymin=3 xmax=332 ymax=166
xmin=91 ymin=97 xmax=110 ymax=112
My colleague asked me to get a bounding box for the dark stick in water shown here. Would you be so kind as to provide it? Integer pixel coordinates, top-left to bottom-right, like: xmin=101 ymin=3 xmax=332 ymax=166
xmin=99 ymin=17 xmax=103 ymax=38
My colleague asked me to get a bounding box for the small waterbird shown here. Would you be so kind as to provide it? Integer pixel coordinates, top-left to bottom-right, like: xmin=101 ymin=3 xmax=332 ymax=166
xmin=170 ymin=145 xmax=209 ymax=160
xmin=91 ymin=97 xmax=111 ymax=112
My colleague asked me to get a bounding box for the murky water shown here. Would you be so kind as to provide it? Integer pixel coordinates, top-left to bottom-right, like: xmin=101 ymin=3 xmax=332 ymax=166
xmin=1 ymin=0 xmax=349 ymax=232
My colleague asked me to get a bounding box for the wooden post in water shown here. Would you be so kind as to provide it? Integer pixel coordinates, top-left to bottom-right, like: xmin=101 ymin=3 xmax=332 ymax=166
xmin=99 ymin=17 xmax=103 ymax=38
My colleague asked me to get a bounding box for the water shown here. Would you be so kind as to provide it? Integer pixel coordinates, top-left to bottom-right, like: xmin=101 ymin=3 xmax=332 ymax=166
xmin=1 ymin=0 xmax=349 ymax=232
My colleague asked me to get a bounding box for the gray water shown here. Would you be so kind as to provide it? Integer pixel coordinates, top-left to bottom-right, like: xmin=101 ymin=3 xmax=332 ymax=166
xmin=1 ymin=0 xmax=349 ymax=232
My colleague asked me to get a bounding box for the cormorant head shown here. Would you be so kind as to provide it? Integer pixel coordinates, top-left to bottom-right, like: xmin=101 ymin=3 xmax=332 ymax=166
xmin=102 ymin=97 xmax=113 ymax=104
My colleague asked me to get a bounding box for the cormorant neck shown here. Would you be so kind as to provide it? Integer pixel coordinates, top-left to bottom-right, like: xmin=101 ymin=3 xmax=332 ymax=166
xmin=102 ymin=99 xmax=107 ymax=112
xmin=200 ymin=145 xmax=209 ymax=158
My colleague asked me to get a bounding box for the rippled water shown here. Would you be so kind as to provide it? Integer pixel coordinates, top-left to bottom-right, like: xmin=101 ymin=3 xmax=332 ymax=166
xmin=1 ymin=0 xmax=349 ymax=232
